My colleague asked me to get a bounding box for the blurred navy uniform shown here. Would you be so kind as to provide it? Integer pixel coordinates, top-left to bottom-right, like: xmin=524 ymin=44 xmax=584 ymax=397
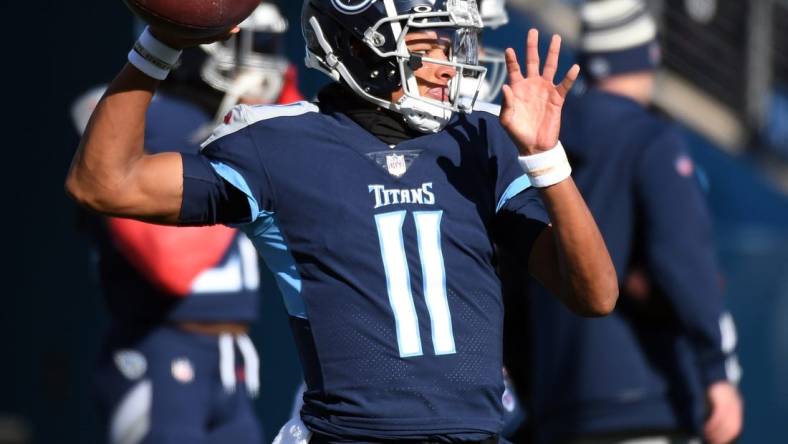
xmin=87 ymin=91 xmax=265 ymax=444
xmin=502 ymin=2 xmax=742 ymax=444
xmin=71 ymin=4 xmax=303 ymax=442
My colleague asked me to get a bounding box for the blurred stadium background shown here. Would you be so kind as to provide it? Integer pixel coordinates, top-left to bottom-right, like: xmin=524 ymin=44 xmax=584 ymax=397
xmin=1 ymin=0 xmax=786 ymax=442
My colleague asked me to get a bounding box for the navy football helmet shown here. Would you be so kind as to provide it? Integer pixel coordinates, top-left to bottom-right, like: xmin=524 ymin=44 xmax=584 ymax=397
xmin=302 ymin=0 xmax=487 ymax=132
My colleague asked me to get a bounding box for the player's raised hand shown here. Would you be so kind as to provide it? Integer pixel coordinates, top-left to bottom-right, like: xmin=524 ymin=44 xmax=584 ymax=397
xmin=499 ymin=29 xmax=580 ymax=156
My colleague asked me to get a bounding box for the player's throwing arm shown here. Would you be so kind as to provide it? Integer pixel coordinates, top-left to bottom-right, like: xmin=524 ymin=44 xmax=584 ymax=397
xmin=499 ymin=29 xmax=617 ymax=315
xmin=66 ymin=20 xmax=238 ymax=225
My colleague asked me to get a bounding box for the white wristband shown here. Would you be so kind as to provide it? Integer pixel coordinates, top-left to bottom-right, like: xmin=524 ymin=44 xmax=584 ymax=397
xmin=518 ymin=141 xmax=572 ymax=188
xmin=127 ymin=27 xmax=182 ymax=80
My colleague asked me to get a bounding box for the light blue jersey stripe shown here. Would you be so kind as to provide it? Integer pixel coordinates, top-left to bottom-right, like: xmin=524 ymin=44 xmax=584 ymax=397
xmin=243 ymin=212 xmax=306 ymax=319
xmin=473 ymin=100 xmax=533 ymax=213
xmin=207 ymin=161 xmax=305 ymax=318
xmin=210 ymin=161 xmax=260 ymax=222
xmin=496 ymin=174 xmax=533 ymax=212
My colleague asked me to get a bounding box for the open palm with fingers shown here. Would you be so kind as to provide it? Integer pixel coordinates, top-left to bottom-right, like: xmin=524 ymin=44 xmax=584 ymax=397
xmin=499 ymin=29 xmax=579 ymax=156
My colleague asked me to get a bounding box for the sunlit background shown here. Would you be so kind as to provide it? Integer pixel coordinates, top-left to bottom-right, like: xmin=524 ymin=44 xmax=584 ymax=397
xmin=1 ymin=0 xmax=786 ymax=442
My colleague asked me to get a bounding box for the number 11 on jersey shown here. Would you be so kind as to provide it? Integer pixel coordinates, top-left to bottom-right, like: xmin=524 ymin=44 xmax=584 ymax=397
xmin=375 ymin=210 xmax=456 ymax=358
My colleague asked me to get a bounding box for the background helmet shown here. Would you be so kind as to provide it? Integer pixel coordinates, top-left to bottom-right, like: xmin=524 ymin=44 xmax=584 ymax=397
xmin=200 ymin=2 xmax=291 ymax=126
xmin=302 ymin=0 xmax=488 ymax=133
xmin=479 ymin=0 xmax=508 ymax=30
xmin=476 ymin=0 xmax=508 ymax=102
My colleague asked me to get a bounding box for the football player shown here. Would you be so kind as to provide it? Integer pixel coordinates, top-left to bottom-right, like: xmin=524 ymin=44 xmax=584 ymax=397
xmin=70 ymin=3 xmax=302 ymax=443
xmin=67 ymin=0 xmax=617 ymax=442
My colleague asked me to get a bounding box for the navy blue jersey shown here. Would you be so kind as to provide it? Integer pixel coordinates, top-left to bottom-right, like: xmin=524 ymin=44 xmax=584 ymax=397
xmin=506 ymin=89 xmax=739 ymax=444
xmin=92 ymin=93 xmax=260 ymax=326
xmin=181 ymin=101 xmax=548 ymax=440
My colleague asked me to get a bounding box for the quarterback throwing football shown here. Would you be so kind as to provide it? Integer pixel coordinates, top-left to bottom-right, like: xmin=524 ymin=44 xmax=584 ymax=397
xmin=67 ymin=0 xmax=617 ymax=442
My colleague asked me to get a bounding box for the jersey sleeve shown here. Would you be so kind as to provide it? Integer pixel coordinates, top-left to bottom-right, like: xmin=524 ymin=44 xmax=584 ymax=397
xmin=636 ymin=127 xmax=740 ymax=386
xmin=483 ymin=113 xmax=533 ymax=213
xmin=493 ymin=188 xmax=550 ymax=266
xmin=487 ymin=116 xmax=550 ymax=262
xmin=179 ymin=105 xmax=277 ymax=226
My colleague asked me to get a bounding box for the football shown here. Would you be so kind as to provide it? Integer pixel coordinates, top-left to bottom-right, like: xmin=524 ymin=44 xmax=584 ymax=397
xmin=122 ymin=0 xmax=261 ymax=39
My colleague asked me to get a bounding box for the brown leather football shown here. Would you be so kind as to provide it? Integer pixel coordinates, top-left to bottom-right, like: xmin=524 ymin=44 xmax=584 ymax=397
xmin=122 ymin=0 xmax=261 ymax=38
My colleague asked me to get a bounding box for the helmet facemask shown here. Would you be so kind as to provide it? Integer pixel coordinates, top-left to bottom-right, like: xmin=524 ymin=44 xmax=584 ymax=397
xmin=306 ymin=0 xmax=488 ymax=133
xmin=397 ymin=24 xmax=487 ymax=132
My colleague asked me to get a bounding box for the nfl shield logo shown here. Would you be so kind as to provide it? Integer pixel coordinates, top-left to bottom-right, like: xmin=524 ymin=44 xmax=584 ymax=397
xmin=386 ymin=154 xmax=407 ymax=177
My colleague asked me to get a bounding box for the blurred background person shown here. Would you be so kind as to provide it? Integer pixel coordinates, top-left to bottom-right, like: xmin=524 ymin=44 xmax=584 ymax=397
xmin=69 ymin=2 xmax=302 ymax=443
xmin=501 ymin=1 xmax=742 ymax=443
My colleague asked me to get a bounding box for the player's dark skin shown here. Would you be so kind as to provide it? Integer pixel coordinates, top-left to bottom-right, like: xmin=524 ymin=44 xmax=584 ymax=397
xmin=66 ymin=26 xmax=617 ymax=317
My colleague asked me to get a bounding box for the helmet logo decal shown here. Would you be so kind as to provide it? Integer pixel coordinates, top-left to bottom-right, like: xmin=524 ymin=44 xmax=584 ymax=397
xmin=331 ymin=0 xmax=377 ymax=14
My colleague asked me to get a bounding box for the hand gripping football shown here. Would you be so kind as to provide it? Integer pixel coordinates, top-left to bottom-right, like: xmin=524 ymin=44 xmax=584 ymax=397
xmin=123 ymin=0 xmax=261 ymax=39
